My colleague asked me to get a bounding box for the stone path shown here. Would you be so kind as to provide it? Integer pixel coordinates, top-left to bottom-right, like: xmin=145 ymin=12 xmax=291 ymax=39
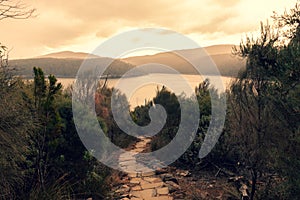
xmin=116 ymin=137 xmax=174 ymax=200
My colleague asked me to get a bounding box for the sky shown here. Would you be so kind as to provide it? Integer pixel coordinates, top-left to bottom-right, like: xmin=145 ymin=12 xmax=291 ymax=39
xmin=0 ymin=0 xmax=298 ymax=59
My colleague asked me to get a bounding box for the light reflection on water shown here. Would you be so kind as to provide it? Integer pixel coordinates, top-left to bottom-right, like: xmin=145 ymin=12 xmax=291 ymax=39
xmin=57 ymin=74 xmax=232 ymax=109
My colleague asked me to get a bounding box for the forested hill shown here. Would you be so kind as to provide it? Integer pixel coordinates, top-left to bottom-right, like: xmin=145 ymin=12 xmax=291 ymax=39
xmin=10 ymin=57 xmax=146 ymax=78
xmin=11 ymin=45 xmax=245 ymax=78
xmin=123 ymin=44 xmax=246 ymax=77
xmin=38 ymin=51 xmax=100 ymax=59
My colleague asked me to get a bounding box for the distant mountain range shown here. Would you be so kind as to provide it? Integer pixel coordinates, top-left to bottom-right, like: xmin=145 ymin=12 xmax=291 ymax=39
xmin=123 ymin=44 xmax=245 ymax=77
xmin=10 ymin=44 xmax=245 ymax=78
xmin=38 ymin=51 xmax=100 ymax=59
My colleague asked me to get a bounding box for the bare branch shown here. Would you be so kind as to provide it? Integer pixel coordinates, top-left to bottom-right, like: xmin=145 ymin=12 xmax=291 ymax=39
xmin=0 ymin=0 xmax=35 ymax=20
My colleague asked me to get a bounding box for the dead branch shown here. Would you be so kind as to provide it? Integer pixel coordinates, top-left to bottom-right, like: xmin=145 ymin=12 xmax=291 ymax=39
xmin=0 ymin=0 xmax=35 ymax=20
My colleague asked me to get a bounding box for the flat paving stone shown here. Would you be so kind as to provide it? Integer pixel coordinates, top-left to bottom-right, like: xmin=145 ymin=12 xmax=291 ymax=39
xmin=151 ymin=196 xmax=173 ymax=200
xmin=128 ymin=173 xmax=138 ymax=178
xmin=157 ymin=187 xmax=169 ymax=195
xmin=131 ymin=189 xmax=156 ymax=199
xmin=131 ymin=185 xmax=142 ymax=191
xmin=130 ymin=178 xmax=141 ymax=184
xmin=143 ymin=177 xmax=162 ymax=183
xmin=136 ymin=167 xmax=153 ymax=172
xmin=141 ymin=182 xmax=164 ymax=190
xmin=141 ymin=171 xmax=156 ymax=177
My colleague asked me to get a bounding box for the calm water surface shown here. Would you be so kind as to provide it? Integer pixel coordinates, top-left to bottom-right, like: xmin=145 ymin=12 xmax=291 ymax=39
xmin=58 ymin=74 xmax=232 ymax=108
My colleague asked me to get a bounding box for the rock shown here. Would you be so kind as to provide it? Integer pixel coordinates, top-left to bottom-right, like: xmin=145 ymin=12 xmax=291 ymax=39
xmin=128 ymin=172 xmax=138 ymax=178
xmin=130 ymin=178 xmax=141 ymax=184
xmin=120 ymin=193 xmax=130 ymax=198
xmin=161 ymin=173 xmax=178 ymax=184
xmin=131 ymin=189 xmax=156 ymax=199
xmin=141 ymin=182 xmax=164 ymax=190
xmin=157 ymin=187 xmax=169 ymax=195
xmin=165 ymin=181 xmax=180 ymax=193
xmin=131 ymin=185 xmax=142 ymax=191
xmin=115 ymin=185 xmax=130 ymax=193
xmin=156 ymin=168 xmax=168 ymax=175
xmin=141 ymin=171 xmax=156 ymax=177
xmin=122 ymin=184 xmax=130 ymax=189
xmin=150 ymin=196 xmax=173 ymax=200
xmin=172 ymin=192 xmax=185 ymax=199
xmin=177 ymin=170 xmax=191 ymax=177
xmin=143 ymin=177 xmax=162 ymax=183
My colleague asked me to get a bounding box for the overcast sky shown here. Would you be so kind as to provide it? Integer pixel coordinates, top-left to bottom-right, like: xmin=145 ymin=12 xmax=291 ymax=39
xmin=0 ymin=0 xmax=297 ymax=59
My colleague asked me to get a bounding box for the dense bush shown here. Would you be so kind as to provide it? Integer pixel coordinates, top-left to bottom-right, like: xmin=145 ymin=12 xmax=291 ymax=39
xmin=0 ymin=59 xmax=131 ymax=199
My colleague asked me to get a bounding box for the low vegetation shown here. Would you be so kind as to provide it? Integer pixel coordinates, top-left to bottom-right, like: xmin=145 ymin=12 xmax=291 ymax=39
xmin=132 ymin=4 xmax=300 ymax=199
xmin=0 ymin=56 xmax=136 ymax=199
xmin=0 ymin=2 xmax=299 ymax=200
